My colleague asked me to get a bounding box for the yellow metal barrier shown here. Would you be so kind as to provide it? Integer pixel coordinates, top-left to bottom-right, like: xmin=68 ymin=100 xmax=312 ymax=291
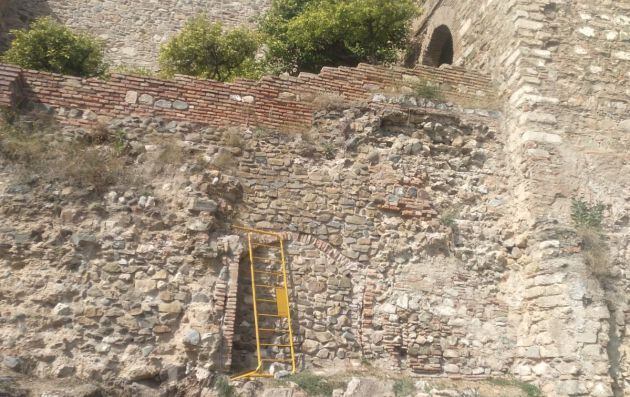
xmin=231 ymin=226 xmax=296 ymax=380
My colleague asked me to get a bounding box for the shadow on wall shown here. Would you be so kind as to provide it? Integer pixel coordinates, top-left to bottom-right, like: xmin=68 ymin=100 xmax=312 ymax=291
xmin=0 ymin=0 xmax=53 ymax=51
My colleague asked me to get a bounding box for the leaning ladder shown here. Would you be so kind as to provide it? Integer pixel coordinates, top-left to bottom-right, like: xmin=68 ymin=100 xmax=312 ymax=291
xmin=231 ymin=226 xmax=297 ymax=380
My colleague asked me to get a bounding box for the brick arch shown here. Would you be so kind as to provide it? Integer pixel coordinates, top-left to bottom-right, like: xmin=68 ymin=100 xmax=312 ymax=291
xmin=229 ymin=230 xmax=372 ymax=370
xmin=281 ymin=232 xmax=372 ymax=355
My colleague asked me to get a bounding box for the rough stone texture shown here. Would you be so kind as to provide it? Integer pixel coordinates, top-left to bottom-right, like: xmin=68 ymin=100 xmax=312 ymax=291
xmin=227 ymin=106 xmax=511 ymax=377
xmin=0 ymin=102 xmax=508 ymax=393
xmin=413 ymin=1 xmax=630 ymax=396
xmin=0 ymin=0 xmax=270 ymax=68
xmin=0 ymin=0 xmax=628 ymax=395
xmin=0 ymin=122 xmax=247 ymax=391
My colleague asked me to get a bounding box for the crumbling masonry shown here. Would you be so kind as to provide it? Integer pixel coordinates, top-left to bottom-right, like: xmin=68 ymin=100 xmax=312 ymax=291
xmin=0 ymin=0 xmax=628 ymax=396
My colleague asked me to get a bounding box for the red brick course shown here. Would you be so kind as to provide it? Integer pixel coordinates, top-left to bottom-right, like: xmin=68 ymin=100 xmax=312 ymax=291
xmin=0 ymin=63 xmax=494 ymax=129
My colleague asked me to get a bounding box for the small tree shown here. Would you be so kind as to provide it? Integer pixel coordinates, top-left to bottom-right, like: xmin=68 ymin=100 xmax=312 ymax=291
xmin=260 ymin=0 xmax=419 ymax=74
xmin=2 ymin=17 xmax=106 ymax=77
xmin=159 ymin=16 xmax=260 ymax=82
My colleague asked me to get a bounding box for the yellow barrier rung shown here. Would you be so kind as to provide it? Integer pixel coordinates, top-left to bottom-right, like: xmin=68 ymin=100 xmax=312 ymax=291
xmin=255 ymin=270 xmax=283 ymax=275
xmin=256 ymin=298 xmax=278 ymax=303
xmin=253 ymin=243 xmax=280 ymax=248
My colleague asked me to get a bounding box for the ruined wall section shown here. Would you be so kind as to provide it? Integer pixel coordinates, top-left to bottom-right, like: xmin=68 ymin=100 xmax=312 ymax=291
xmin=0 ymin=136 xmax=247 ymax=386
xmin=0 ymin=0 xmax=270 ymax=68
xmin=1 ymin=98 xmax=513 ymax=388
xmin=229 ymin=105 xmax=514 ymax=376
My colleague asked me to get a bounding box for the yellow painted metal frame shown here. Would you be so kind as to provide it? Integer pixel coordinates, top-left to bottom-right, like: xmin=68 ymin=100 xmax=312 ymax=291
xmin=231 ymin=226 xmax=297 ymax=380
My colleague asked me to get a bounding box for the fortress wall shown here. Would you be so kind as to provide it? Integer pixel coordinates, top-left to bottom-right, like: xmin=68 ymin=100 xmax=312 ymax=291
xmin=417 ymin=1 xmax=629 ymax=396
xmin=0 ymin=0 xmax=270 ymax=68
xmin=0 ymin=62 xmax=495 ymax=130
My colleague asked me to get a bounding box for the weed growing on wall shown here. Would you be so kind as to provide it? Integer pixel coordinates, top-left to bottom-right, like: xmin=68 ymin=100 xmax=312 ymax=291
xmin=571 ymin=197 xmax=605 ymax=230
xmin=570 ymin=197 xmax=610 ymax=277
xmin=215 ymin=376 xmax=236 ymax=397
xmin=108 ymin=65 xmax=155 ymax=78
xmin=285 ymin=372 xmax=346 ymax=397
xmin=409 ymin=79 xmax=441 ymax=100
xmin=440 ymin=207 xmax=459 ymax=230
xmin=393 ymin=378 xmax=416 ymax=397
xmin=0 ymin=115 xmax=134 ymax=193
xmin=223 ymin=128 xmax=245 ymax=149
xmin=487 ymin=378 xmax=541 ymax=397
xmin=322 ymin=142 xmax=336 ymax=160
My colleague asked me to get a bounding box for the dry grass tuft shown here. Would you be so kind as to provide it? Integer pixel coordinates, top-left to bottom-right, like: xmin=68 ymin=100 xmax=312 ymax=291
xmin=212 ymin=150 xmax=236 ymax=170
xmin=312 ymin=93 xmax=361 ymax=111
xmin=223 ymin=128 xmax=245 ymax=148
xmin=0 ymin=118 xmax=130 ymax=193
xmin=578 ymin=227 xmax=610 ymax=277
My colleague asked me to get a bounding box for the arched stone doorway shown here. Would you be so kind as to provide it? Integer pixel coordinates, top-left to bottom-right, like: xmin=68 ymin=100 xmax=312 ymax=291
xmin=422 ymin=25 xmax=454 ymax=67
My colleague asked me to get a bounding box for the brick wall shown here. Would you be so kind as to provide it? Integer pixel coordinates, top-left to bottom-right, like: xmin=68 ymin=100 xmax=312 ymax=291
xmin=0 ymin=63 xmax=495 ymax=130
xmin=0 ymin=63 xmax=21 ymax=108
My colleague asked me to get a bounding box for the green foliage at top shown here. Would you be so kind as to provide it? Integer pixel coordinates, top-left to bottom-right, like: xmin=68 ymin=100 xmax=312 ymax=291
xmin=260 ymin=0 xmax=419 ymax=74
xmin=2 ymin=17 xmax=106 ymax=77
xmin=159 ymin=16 xmax=260 ymax=82
xmin=571 ymin=197 xmax=605 ymax=230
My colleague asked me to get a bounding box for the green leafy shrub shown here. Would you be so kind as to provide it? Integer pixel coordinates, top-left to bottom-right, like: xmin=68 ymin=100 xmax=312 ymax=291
xmin=2 ymin=17 xmax=106 ymax=77
xmin=159 ymin=16 xmax=260 ymax=81
xmin=410 ymin=79 xmax=441 ymax=100
xmin=260 ymin=0 xmax=419 ymax=74
xmin=571 ymin=197 xmax=605 ymax=230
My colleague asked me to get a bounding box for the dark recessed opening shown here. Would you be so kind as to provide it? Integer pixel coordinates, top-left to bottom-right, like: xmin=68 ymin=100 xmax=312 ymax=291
xmin=423 ymin=25 xmax=454 ymax=67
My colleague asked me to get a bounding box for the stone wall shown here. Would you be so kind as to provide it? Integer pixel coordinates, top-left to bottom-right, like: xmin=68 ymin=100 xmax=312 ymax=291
xmin=0 ymin=0 xmax=270 ymax=68
xmin=0 ymin=122 xmax=248 ymax=388
xmin=415 ymin=1 xmax=630 ymax=396
xmin=1 ymin=88 xmax=512 ymax=392
xmin=224 ymin=102 xmax=512 ymax=376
